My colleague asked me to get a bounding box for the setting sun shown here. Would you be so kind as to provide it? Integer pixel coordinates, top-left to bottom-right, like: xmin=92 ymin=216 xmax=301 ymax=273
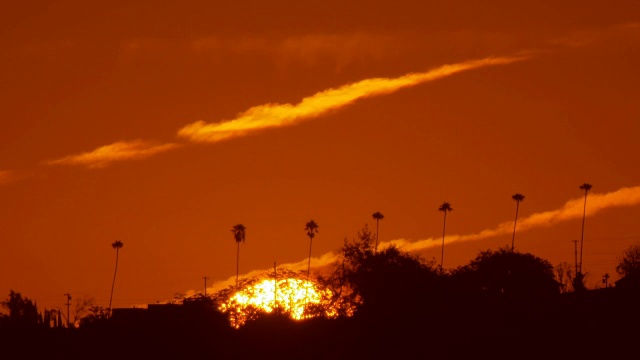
xmin=218 ymin=276 xmax=354 ymax=328
xmin=2 ymin=1 xmax=640 ymax=358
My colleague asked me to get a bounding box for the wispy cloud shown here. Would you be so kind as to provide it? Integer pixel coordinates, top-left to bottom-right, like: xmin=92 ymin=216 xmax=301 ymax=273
xmin=549 ymin=31 xmax=604 ymax=48
xmin=46 ymin=140 xmax=180 ymax=169
xmin=202 ymin=185 xmax=640 ymax=294
xmin=178 ymin=55 xmax=526 ymax=143
xmin=386 ymin=185 xmax=640 ymax=252
xmin=192 ymin=32 xmax=398 ymax=68
xmin=195 ymin=252 xmax=340 ymax=297
xmin=243 ymin=33 xmax=396 ymax=70
xmin=0 ymin=170 xmax=16 ymax=186
xmin=0 ymin=170 xmax=35 ymax=186
xmin=42 ymin=55 xmax=524 ymax=170
xmin=549 ymin=22 xmax=640 ymax=48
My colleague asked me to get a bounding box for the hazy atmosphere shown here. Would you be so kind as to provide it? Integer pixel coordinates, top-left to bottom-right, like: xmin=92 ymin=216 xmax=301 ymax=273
xmin=1 ymin=1 xmax=639 ymax=313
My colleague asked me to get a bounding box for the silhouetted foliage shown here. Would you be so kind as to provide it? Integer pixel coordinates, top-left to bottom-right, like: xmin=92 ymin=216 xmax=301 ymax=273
xmin=616 ymin=242 xmax=640 ymax=277
xmin=452 ymin=247 xmax=560 ymax=302
xmin=614 ymin=242 xmax=640 ymax=290
xmin=231 ymin=224 xmax=247 ymax=244
xmin=572 ymin=271 xmax=587 ymax=293
xmin=329 ymin=225 xmax=440 ymax=316
xmin=78 ymin=305 xmax=109 ymax=328
xmin=6 ymin=222 xmax=640 ymax=359
xmin=3 ymin=245 xmax=640 ymax=360
xmin=555 ymin=261 xmax=575 ymax=293
xmin=212 ymin=267 xmax=355 ymax=329
xmin=0 ymin=290 xmax=39 ymax=328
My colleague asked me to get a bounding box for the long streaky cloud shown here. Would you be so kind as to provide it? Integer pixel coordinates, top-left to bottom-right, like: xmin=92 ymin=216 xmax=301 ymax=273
xmin=177 ymin=55 xmax=526 ymax=143
xmin=201 ymin=185 xmax=640 ymax=295
xmin=46 ymin=140 xmax=180 ymax=168
xmin=41 ymin=55 xmax=524 ymax=171
xmin=386 ymin=185 xmax=640 ymax=253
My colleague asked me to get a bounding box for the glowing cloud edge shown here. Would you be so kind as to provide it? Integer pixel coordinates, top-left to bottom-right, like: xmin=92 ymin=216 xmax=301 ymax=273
xmin=197 ymin=185 xmax=640 ymax=296
xmin=45 ymin=140 xmax=181 ymax=168
xmin=177 ymin=55 xmax=527 ymax=143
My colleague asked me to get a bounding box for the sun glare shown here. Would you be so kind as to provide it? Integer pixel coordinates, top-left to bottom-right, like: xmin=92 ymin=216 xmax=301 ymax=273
xmin=218 ymin=277 xmax=353 ymax=328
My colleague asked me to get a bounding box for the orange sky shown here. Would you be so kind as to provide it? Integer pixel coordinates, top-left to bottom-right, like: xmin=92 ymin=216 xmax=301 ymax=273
xmin=1 ymin=1 xmax=640 ymax=312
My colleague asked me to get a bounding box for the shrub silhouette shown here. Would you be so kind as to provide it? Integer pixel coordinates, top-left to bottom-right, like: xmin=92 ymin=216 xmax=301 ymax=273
xmin=451 ymin=247 xmax=560 ymax=303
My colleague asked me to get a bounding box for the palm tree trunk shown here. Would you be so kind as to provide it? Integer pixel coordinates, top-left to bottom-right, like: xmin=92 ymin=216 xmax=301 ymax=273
xmin=236 ymin=241 xmax=240 ymax=288
xmin=307 ymin=238 xmax=313 ymax=277
xmin=441 ymin=211 xmax=447 ymax=273
xmin=109 ymin=249 xmax=119 ymax=314
xmin=579 ymin=191 xmax=588 ymax=273
xmin=305 ymin=237 xmax=313 ymax=314
xmin=511 ymin=201 xmax=520 ymax=252
xmin=375 ymin=219 xmax=380 ymax=253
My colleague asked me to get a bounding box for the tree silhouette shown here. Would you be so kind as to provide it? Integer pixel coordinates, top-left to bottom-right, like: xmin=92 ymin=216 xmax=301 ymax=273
xmin=78 ymin=305 xmax=109 ymax=328
xmin=372 ymin=211 xmax=384 ymax=253
xmin=572 ymin=271 xmax=587 ymax=293
xmin=108 ymin=240 xmax=123 ymax=315
xmin=452 ymin=247 xmax=559 ymax=302
xmin=616 ymin=242 xmax=640 ymax=277
xmin=614 ymin=242 xmax=640 ymax=290
xmin=303 ymin=220 xmax=319 ymax=316
xmin=333 ymin=226 xmax=439 ymax=315
xmin=511 ymin=193 xmax=525 ymax=252
xmin=1 ymin=290 xmax=39 ymax=328
xmin=438 ymin=202 xmax=453 ymax=273
xmin=579 ymin=183 xmax=592 ymax=274
xmin=554 ymin=261 xmax=574 ymax=293
xmin=231 ymin=224 xmax=247 ymax=288
xmin=305 ymin=220 xmax=319 ymax=277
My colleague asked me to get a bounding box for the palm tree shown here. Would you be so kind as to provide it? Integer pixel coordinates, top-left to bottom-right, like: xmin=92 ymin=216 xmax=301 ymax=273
xmin=372 ymin=211 xmax=385 ymax=253
xmin=231 ymin=224 xmax=246 ymax=288
xmin=304 ymin=220 xmax=319 ymax=277
xmin=304 ymin=219 xmax=319 ymax=313
xmin=511 ymin=193 xmax=525 ymax=252
xmin=108 ymin=240 xmax=123 ymax=315
xmin=579 ymin=183 xmax=592 ymax=274
xmin=438 ymin=202 xmax=453 ymax=273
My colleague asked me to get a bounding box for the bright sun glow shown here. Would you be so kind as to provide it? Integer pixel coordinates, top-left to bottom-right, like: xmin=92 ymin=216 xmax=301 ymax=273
xmin=219 ymin=277 xmax=353 ymax=328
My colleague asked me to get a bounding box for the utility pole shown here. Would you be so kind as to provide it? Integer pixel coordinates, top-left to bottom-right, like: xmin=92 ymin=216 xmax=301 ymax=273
xmin=579 ymin=183 xmax=592 ymax=274
xmin=602 ymin=273 xmax=610 ymax=288
xmin=572 ymin=240 xmax=579 ymax=276
xmin=203 ymin=276 xmax=209 ymax=297
xmin=63 ymin=293 xmax=71 ymax=328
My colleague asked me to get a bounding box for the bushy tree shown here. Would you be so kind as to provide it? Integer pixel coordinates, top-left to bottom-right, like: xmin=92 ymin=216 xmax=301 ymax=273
xmin=78 ymin=305 xmax=110 ymax=328
xmin=452 ymin=247 xmax=560 ymax=302
xmin=329 ymin=225 xmax=440 ymax=315
xmin=616 ymin=242 xmax=640 ymax=277
xmin=572 ymin=271 xmax=587 ymax=293
xmin=555 ymin=261 xmax=574 ymax=293
xmin=0 ymin=290 xmax=39 ymax=328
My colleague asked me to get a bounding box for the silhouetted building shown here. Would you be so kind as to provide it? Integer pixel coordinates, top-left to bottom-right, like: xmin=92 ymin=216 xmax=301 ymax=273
xmin=109 ymin=297 xmax=222 ymax=328
xmin=110 ymin=307 xmax=147 ymax=324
